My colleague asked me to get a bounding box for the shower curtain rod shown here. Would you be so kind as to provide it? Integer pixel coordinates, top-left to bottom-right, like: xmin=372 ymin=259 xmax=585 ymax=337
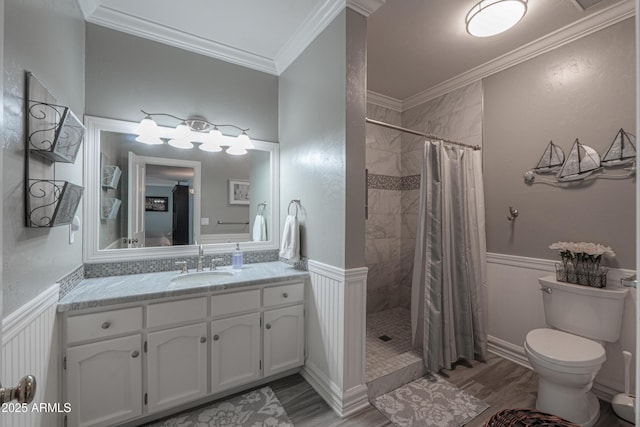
xmin=365 ymin=118 xmax=481 ymax=151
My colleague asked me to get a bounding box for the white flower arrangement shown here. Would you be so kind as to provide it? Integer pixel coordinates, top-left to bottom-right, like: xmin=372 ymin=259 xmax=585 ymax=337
xmin=549 ymin=241 xmax=614 ymax=287
xmin=549 ymin=241 xmax=615 ymax=259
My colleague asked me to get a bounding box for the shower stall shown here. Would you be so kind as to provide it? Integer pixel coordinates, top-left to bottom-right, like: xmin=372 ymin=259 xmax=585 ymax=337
xmin=364 ymin=82 xmax=484 ymax=395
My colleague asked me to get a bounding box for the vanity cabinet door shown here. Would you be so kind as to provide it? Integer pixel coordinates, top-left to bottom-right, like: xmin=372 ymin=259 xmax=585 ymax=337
xmin=66 ymin=334 xmax=142 ymax=427
xmin=211 ymin=312 xmax=261 ymax=393
xmin=263 ymin=305 xmax=304 ymax=376
xmin=146 ymin=322 xmax=208 ymax=413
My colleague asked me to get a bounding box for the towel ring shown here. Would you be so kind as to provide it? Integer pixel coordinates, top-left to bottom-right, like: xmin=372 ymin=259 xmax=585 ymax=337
xmin=288 ymin=199 xmax=300 ymax=217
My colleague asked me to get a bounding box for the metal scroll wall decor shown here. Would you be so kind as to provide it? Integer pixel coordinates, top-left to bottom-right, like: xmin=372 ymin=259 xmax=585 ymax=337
xmin=523 ymin=129 xmax=636 ymax=185
xmin=25 ymin=71 xmax=85 ymax=228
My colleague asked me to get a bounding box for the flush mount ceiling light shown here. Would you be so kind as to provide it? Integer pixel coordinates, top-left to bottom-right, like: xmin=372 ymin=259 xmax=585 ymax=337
xmin=134 ymin=110 xmax=253 ymax=155
xmin=466 ymin=0 xmax=528 ymax=37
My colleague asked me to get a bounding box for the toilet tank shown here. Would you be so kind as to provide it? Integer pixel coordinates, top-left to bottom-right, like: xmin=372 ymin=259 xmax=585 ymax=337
xmin=539 ymin=276 xmax=628 ymax=342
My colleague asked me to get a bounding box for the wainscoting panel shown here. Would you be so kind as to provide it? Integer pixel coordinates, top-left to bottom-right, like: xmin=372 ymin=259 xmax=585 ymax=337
xmin=303 ymin=260 xmax=369 ymax=417
xmin=486 ymin=253 xmax=636 ymax=401
xmin=1 ymin=284 xmax=60 ymax=427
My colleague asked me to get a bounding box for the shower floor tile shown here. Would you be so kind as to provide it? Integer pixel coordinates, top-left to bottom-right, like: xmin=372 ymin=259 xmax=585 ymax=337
xmin=366 ymin=307 xmax=422 ymax=382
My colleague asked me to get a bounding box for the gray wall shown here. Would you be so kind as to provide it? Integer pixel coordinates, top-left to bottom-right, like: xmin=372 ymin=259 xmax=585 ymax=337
xmin=344 ymin=9 xmax=367 ymax=269
xmin=85 ymin=23 xmax=279 ymax=142
xmin=484 ymin=18 xmax=636 ymax=268
xmin=279 ymin=11 xmax=348 ymax=268
xmin=279 ymin=9 xmax=367 ymax=269
xmin=3 ymin=0 xmax=85 ymax=314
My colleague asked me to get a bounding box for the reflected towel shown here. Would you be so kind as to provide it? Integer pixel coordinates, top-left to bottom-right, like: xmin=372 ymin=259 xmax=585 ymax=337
xmin=279 ymin=215 xmax=300 ymax=261
xmin=252 ymin=214 xmax=267 ymax=241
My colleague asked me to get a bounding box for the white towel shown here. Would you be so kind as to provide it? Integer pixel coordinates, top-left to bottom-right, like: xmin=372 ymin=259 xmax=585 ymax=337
xmin=252 ymin=214 xmax=267 ymax=241
xmin=279 ymin=215 xmax=300 ymax=261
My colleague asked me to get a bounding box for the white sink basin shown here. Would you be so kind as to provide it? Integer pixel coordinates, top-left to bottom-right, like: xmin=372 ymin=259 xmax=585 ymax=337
xmin=171 ymin=270 xmax=234 ymax=285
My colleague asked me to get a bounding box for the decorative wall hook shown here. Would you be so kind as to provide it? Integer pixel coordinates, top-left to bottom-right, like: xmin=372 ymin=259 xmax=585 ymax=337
xmin=507 ymin=206 xmax=519 ymax=221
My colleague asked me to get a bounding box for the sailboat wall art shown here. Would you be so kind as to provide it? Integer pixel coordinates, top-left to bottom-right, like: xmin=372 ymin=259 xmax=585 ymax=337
xmin=533 ymin=141 xmax=565 ymax=174
xmin=557 ymin=138 xmax=601 ymax=182
xmin=601 ymin=128 xmax=636 ymax=166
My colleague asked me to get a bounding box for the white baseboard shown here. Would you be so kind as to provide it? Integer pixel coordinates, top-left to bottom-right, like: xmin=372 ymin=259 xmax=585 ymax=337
xmin=301 ymin=361 xmax=370 ymax=417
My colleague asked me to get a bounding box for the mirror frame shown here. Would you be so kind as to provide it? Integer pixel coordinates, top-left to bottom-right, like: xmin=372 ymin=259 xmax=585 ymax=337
xmin=83 ymin=115 xmax=280 ymax=263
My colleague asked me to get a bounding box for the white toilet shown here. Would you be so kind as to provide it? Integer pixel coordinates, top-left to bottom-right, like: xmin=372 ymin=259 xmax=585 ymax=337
xmin=524 ymin=276 xmax=628 ymax=427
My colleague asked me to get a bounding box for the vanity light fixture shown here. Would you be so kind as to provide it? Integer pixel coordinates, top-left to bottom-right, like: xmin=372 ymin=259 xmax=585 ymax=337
xmin=134 ymin=110 xmax=254 ymax=154
xmin=466 ymin=0 xmax=528 ymax=37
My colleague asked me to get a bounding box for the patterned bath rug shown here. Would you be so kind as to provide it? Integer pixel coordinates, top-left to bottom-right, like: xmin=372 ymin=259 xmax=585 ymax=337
xmin=373 ymin=375 xmax=490 ymax=427
xmin=145 ymin=386 xmax=293 ymax=427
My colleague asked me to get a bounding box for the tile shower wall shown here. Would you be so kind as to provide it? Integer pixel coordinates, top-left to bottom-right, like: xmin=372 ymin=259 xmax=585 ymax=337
xmin=366 ymin=103 xmax=402 ymax=313
xmin=399 ymin=82 xmax=483 ymax=307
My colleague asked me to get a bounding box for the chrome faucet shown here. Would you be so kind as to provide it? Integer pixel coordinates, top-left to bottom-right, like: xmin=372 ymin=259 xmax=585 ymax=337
xmin=197 ymin=244 xmax=205 ymax=272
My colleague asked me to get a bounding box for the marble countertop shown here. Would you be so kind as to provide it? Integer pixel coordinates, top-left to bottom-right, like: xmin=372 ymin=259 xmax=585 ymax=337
xmin=58 ymin=262 xmax=309 ymax=312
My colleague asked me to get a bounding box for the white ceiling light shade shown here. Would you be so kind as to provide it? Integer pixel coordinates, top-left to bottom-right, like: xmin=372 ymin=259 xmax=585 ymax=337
xmin=466 ymin=0 xmax=528 ymax=37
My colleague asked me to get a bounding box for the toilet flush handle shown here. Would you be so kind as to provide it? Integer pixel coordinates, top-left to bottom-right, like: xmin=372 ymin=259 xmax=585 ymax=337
xmin=540 ymin=287 xmax=552 ymax=294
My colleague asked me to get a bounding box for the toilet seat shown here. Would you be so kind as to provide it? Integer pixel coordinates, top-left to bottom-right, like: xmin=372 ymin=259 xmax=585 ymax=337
xmin=526 ymin=328 xmax=605 ymax=368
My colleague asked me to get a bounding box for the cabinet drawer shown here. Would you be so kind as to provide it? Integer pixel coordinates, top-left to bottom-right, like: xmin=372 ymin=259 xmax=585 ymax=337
xmin=211 ymin=290 xmax=260 ymax=317
xmin=264 ymin=283 xmax=304 ymax=307
xmin=147 ymin=297 xmax=207 ymax=328
xmin=66 ymin=307 xmax=142 ymax=344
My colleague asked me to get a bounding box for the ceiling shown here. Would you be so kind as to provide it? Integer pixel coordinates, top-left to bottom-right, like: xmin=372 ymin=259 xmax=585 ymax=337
xmin=79 ymin=0 xmax=634 ymax=106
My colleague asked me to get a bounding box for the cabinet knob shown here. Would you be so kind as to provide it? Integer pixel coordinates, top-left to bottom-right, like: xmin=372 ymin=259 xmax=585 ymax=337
xmin=213 ymin=334 xmax=220 ymax=341
xmin=101 ymin=322 xmax=111 ymax=329
xmin=265 ymin=323 xmax=272 ymax=330
xmin=200 ymin=337 xmax=207 ymax=343
xmin=282 ymin=292 xmax=289 ymax=298
xmin=131 ymin=350 xmax=139 ymax=358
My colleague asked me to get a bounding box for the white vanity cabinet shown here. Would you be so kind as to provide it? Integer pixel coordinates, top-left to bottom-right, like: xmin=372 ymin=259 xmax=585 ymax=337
xmin=211 ymin=312 xmax=261 ymax=392
xmin=66 ymin=334 xmax=143 ymax=427
xmin=264 ymin=305 xmax=305 ymax=376
xmin=146 ymin=322 xmax=208 ymax=412
xmin=263 ymin=283 xmax=305 ymax=376
xmin=62 ymin=280 xmax=305 ymax=427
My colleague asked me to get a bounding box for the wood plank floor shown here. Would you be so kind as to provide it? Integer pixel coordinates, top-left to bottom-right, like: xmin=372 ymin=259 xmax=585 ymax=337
xmin=270 ymin=353 xmax=633 ymax=426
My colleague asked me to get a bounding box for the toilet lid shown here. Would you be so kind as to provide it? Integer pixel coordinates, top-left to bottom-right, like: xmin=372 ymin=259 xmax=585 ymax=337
xmin=525 ymin=328 xmax=605 ymax=368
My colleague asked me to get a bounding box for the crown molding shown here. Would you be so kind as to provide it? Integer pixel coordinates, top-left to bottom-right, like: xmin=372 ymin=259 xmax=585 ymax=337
xmin=402 ymin=0 xmax=635 ymax=111
xmin=275 ymin=0 xmax=345 ymax=74
xmin=366 ymin=90 xmax=402 ymax=112
xmin=76 ymin=0 xmax=99 ymax=18
xmin=85 ymin=5 xmax=279 ymax=75
xmin=347 ymin=0 xmax=386 ymax=17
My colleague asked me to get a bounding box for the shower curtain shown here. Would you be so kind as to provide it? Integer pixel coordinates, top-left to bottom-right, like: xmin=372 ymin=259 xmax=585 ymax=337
xmin=411 ymin=140 xmax=488 ymax=373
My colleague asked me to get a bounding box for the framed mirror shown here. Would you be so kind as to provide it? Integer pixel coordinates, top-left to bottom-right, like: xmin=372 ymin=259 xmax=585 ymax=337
xmin=84 ymin=116 xmax=280 ymax=262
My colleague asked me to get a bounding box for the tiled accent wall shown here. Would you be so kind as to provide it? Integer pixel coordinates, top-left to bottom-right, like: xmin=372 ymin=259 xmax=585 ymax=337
xmin=368 ymin=173 xmax=401 ymax=191
xmin=84 ymin=250 xmax=281 ymax=278
xmin=399 ymin=81 xmax=483 ymax=307
xmin=58 ymin=265 xmax=85 ymax=299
